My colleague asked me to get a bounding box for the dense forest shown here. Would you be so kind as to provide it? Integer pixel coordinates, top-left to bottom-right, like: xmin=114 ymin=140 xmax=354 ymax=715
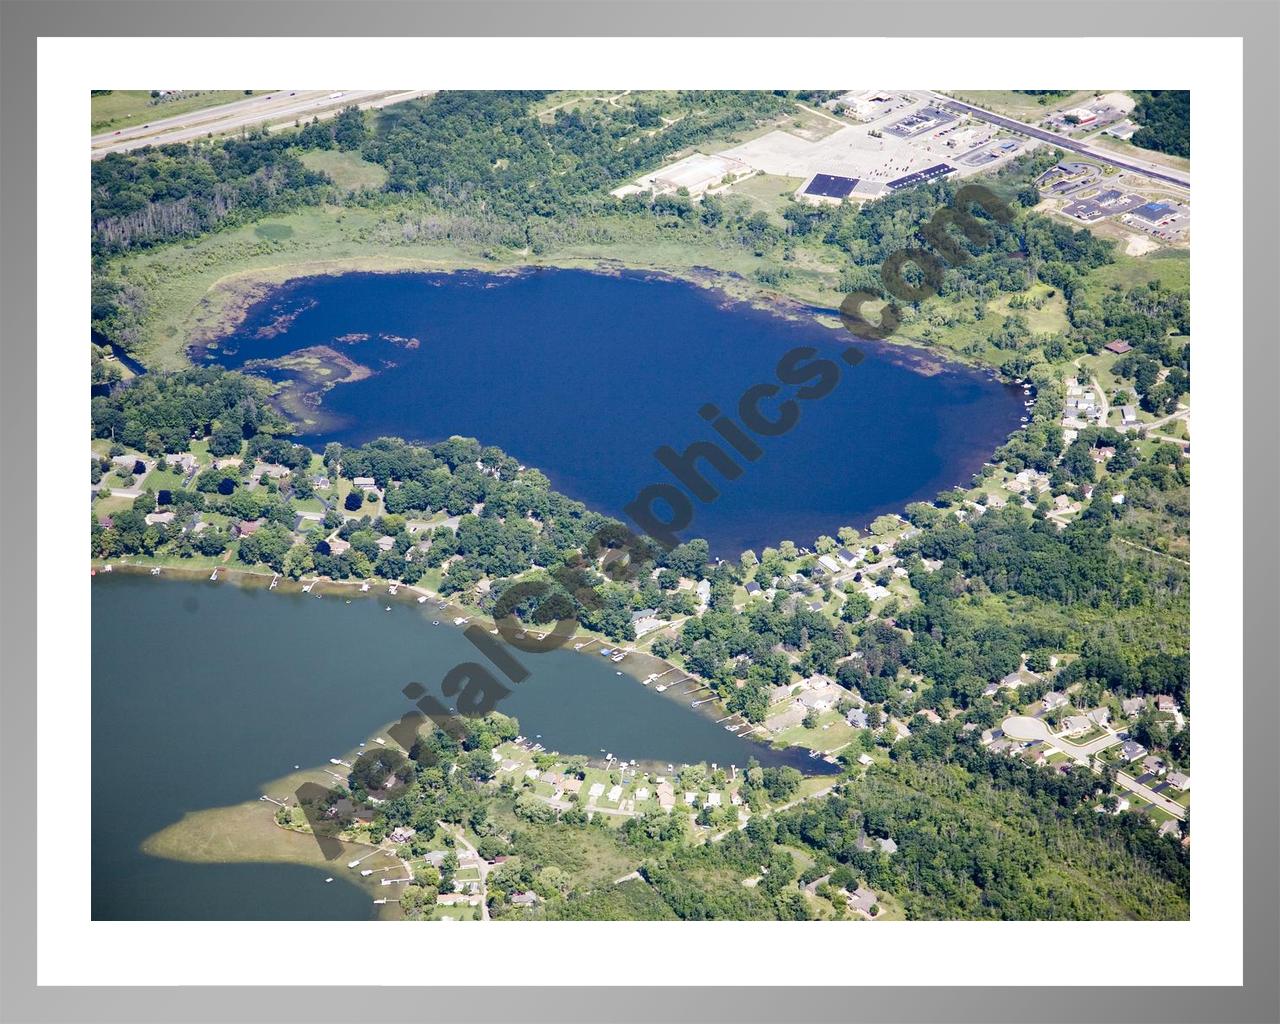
xmin=1130 ymin=90 xmax=1191 ymax=157
xmin=91 ymin=107 xmax=369 ymax=254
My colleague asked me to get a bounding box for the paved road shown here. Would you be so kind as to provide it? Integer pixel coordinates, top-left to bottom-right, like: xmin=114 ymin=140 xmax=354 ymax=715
xmin=1116 ymin=772 xmax=1187 ymax=819
xmin=931 ymin=94 xmax=1190 ymax=191
xmin=1001 ymin=715 xmax=1122 ymax=762
xmin=91 ymin=89 xmax=434 ymax=159
xmin=1001 ymin=716 xmax=1186 ymax=819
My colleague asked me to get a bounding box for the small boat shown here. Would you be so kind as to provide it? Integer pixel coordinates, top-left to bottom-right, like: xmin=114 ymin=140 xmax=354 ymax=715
xmin=656 ymin=685 xmax=667 ymax=692
xmin=432 ymin=620 xmax=440 ymax=626
xmin=361 ymin=869 xmax=374 ymax=876
xmin=417 ymin=595 xmax=428 ymax=603
xmin=329 ymin=758 xmax=342 ymax=765
xmin=103 ymin=564 xmax=113 ymax=572
xmin=149 ymin=567 xmax=161 ymax=576
xmin=360 ymin=582 xmax=370 ymax=592
xmin=454 ymin=617 xmax=469 ymax=626
xmin=347 ymin=859 xmax=361 ymax=868
xmin=325 ymin=877 xmax=334 ymax=883
xmin=616 ymin=671 xmax=623 ymax=676
xmin=599 ymin=648 xmax=614 ymax=657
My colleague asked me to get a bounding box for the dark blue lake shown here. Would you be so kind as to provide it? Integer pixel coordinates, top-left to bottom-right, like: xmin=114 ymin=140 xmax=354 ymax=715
xmin=205 ymin=269 xmax=1024 ymax=557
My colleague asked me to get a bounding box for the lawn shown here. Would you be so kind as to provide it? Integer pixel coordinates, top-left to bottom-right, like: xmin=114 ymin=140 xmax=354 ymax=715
xmin=92 ymin=494 xmax=136 ymax=518
xmin=91 ymin=90 xmax=257 ymax=134
xmin=142 ymin=467 xmax=190 ymax=494
xmin=428 ymin=904 xmax=479 ymax=921
xmin=773 ymin=709 xmax=858 ymax=753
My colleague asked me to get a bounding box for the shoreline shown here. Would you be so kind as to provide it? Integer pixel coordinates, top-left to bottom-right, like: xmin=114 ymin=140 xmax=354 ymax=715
xmin=91 ymin=561 xmax=815 ymax=764
xmin=193 ymin=256 xmax=1019 ymax=380
xmin=134 ymin=243 xmax=1019 ymax=387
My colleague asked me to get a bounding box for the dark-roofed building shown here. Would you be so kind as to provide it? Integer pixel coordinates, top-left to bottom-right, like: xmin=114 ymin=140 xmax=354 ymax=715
xmin=886 ymin=163 xmax=954 ymax=190
xmin=1104 ymin=340 xmax=1132 ymax=354
xmin=1132 ymin=201 xmax=1175 ymax=222
xmin=804 ymin=173 xmax=859 ymax=199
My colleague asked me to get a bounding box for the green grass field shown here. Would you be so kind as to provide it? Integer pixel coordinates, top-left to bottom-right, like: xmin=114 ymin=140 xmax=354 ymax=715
xmin=722 ymin=173 xmax=806 ymax=226
xmin=91 ymin=90 xmax=260 ymax=134
xmin=1081 ymin=249 xmax=1190 ymax=298
xmin=944 ymin=90 xmax=1101 ymax=121
xmin=298 ymin=149 xmax=389 ymax=191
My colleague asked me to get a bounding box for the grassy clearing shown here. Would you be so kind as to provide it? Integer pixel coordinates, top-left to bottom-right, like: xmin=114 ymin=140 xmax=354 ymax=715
xmin=91 ymin=90 xmax=259 ymax=134
xmin=1084 ymin=134 xmax=1191 ymax=174
xmin=298 ymin=149 xmax=389 ymax=191
xmin=722 ymin=173 xmax=806 ymax=226
xmin=944 ymin=90 xmax=1101 ymax=121
xmin=1084 ymin=248 xmax=1190 ymax=298
xmin=778 ymin=103 xmax=846 ymax=143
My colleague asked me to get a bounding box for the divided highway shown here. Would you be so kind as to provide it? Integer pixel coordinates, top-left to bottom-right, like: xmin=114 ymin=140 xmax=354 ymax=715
xmin=91 ymin=89 xmax=434 ymax=159
xmin=932 ymin=94 xmax=1190 ymax=191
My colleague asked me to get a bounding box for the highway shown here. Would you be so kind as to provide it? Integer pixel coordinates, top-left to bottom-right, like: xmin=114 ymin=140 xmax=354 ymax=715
xmin=930 ymin=93 xmax=1190 ymax=191
xmin=91 ymin=89 xmax=434 ymax=159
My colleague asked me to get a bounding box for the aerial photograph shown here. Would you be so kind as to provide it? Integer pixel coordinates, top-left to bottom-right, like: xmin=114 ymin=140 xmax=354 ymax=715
xmin=89 ymin=87 xmax=1191 ymax=922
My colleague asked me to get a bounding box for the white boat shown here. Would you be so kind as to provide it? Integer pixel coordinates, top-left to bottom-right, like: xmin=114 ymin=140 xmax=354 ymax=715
xmin=454 ymin=617 xmax=469 ymax=625
xmin=360 ymin=582 xmax=370 ymax=592
xmin=325 ymin=877 xmax=333 ymax=883
xmin=361 ymin=869 xmax=374 ymax=876
xmin=149 ymin=567 xmax=161 ymax=575
xmin=417 ymin=595 xmax=428 ymax=603
xmin=656 ymin=685 xmax=667 ymax=692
